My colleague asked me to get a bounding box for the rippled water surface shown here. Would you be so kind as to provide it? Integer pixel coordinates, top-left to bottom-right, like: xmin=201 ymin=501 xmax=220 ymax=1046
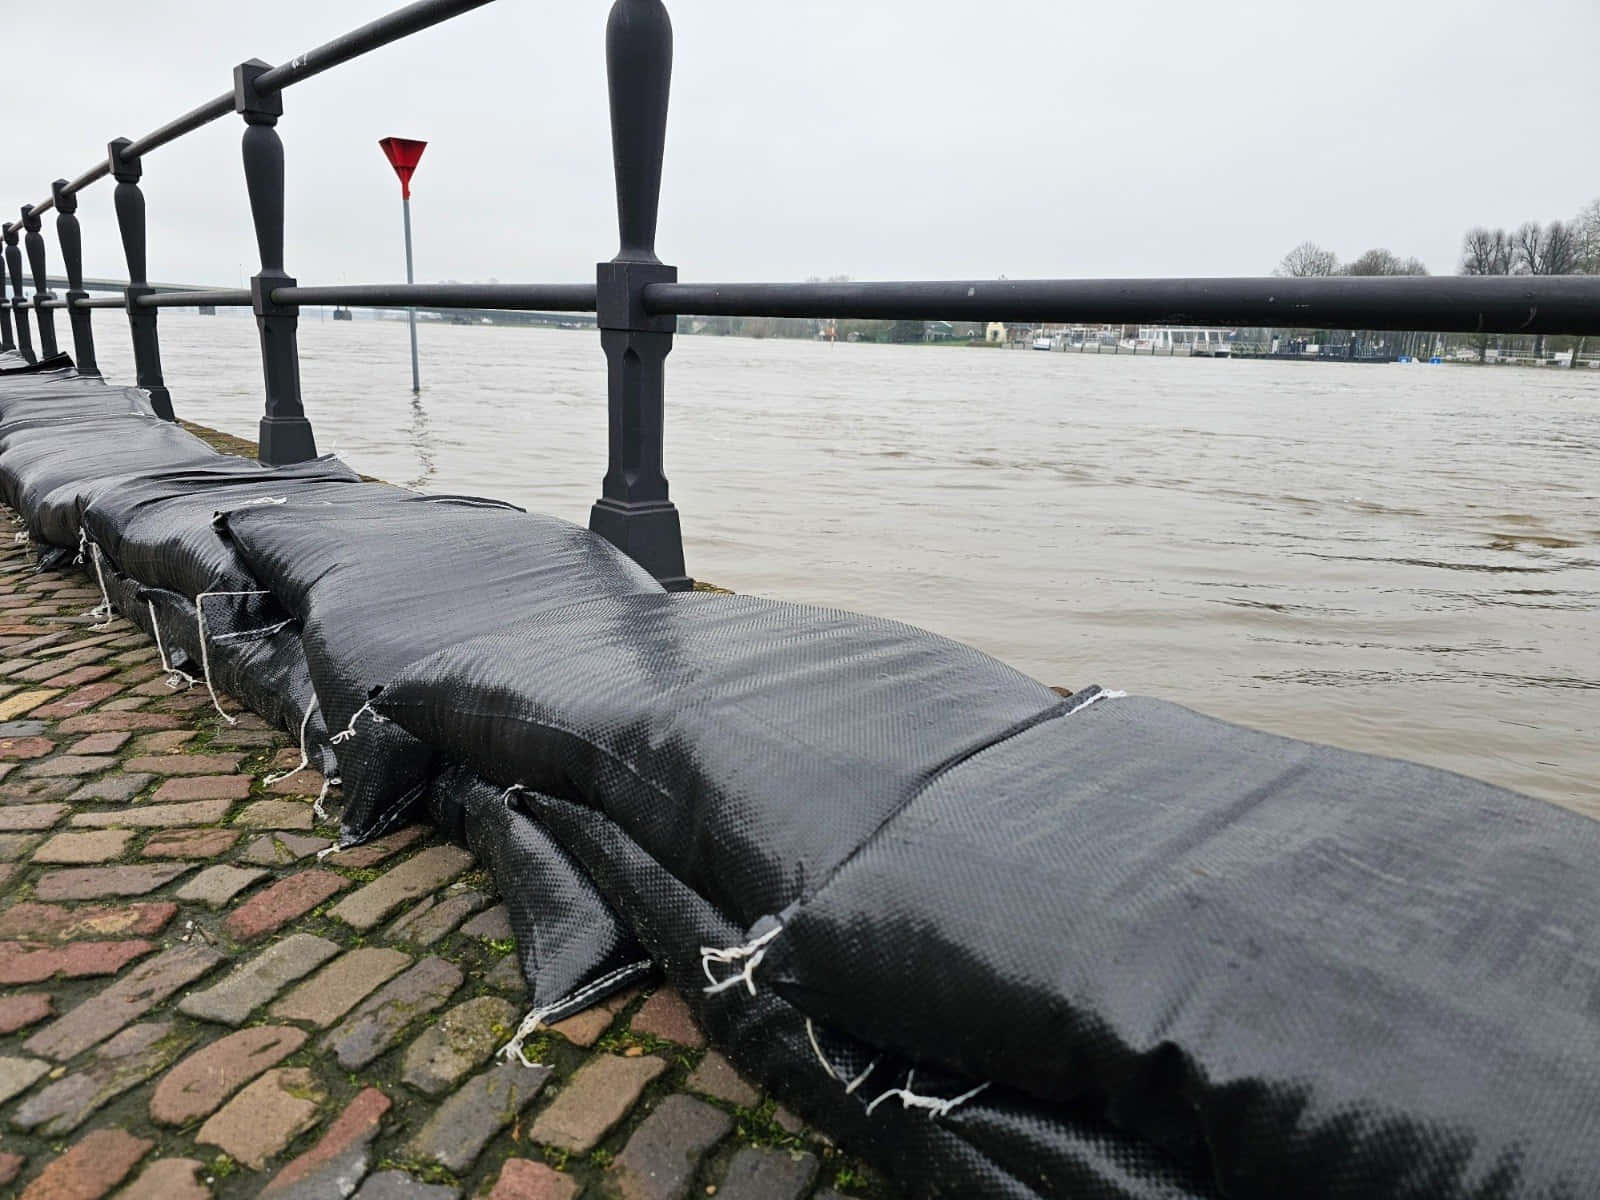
xmin=93 ymin=314 xmax=1599 ymax=813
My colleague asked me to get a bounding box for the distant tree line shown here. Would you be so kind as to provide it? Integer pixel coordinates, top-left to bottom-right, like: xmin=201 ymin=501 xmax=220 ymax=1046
xmin=1275 ymin=197 xmax=1600 ymax=362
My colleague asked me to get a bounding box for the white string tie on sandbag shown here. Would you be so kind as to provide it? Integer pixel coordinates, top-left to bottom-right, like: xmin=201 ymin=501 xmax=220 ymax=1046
xmin=700 ymin=924 xmax=783 ymax=997
xmin=193 ymin=590 xmax=273 ymax=725
xmin=265 ymin=697 xmax=320 ymax=785
xmin=865 ymin=1070 xmax=990 ymax=1120
xmin=239 ymin=496 xmax=288 ymax=507
xmin=330 ymin=699 xmax=388 ymax=745
xmin=805 ymin=1017 xmax=882 ymax=1095
xmin=146 ymin=600 xmax=199 ymax=689
xmin=499 ymin=959 xmax=651 ymax=1069
xmin=74 ymin=527 xmax=88 ymax=566
xmin=312 ymin=774 xmax=339 ymax=822
xmin=87 ymin=544 xmax=116 ymax=629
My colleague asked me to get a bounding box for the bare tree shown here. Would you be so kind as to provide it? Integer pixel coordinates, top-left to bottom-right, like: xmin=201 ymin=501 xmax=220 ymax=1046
xmin=1460 ymin=227 xmax=1514 ymax=277
xmin=1576 ymin=200 xmax=1600 ymax=274
xmin=1513 ymin=221 xmax=1581 ymax=357
xmin=1275 ymin=242 xmax=1339 ymax=277
xmin=1344 ymin=248 xmax=1429 ymax=277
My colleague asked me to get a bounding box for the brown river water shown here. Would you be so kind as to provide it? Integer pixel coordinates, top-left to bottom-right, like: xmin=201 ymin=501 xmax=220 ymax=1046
xmin=89 ymin=313 xmax=1599 ymax=815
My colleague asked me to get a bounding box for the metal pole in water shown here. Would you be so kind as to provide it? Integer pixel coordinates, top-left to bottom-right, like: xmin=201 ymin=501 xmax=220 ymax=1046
xmin=402 ymin=191 xmax=419 ymax=393
xmin=379 ymin=137 xmax=428 ymax=394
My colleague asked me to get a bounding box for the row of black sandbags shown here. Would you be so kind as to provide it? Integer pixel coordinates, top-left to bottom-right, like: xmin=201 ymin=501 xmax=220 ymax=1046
xmin=6 ymin=369 xmax=1600 ymax=1196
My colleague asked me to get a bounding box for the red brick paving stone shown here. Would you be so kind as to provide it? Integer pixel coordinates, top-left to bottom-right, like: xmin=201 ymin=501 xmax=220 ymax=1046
xmin=0 ymin=901 xmax=176 ymax=940
xmin=270 ymin=947 xmax=412 ymax=1027
xmin=488 ymin=1160 xmax=581 ymax=1200
xmin=65 ymin=731 xmax=128 ymax=756
xmin=30 ymin=683 xmax=125 ymax=720
xmin=115 ymin=1158 xmax=210 ymax=1200
xmin=17 ymin=1125 xmax=152 ymax=1200
xmin=21 ymin=754 xmax=119 ymax=779
xmin=387 ymin=889 xmax=491 ymax=947
xmin=141 ymin=827 xmax=240 ymax=859
xmin=406 ymin=1060 xmax=553 ymax=1174
xmin=0 ymin=1055 xmax=51 ymax=1104
xmin=33 ymin=863 xmax=193 ymax=901
xmin=233 ymin=799 xmax=314 ymax=830
xmin=0 ymin=940 xmax=155 ymax=985
xmin=323 ymin=824 xmax=427 ymax=870
xmin=321 ymin=957 xmax=463 ymax=1068
xmin=0 ymin=735 xmax=54 ymax=759
xmin=548 ymin=1007 xmax=613 ymax=1050
xmin=0 ymin=777 xmax=77 ymax=802
xmin=715 ymin=1147 xmax=819 ymax=1200
xmin=223 ymin=869 xmax=349 ymax=941
xmin=0 ymin=992 xmax=53 ymax=1033
xmin=100 ymin=697 xmax=151 ymax=712
xmin=685 ymin=1050 xmax=759 ymax=1109
xmin=176 ymin=864 xmax=270 ymax=908
xmin=70 ymin=798 xmax=232 ymax=828
xmin=42 ymin=664 xmax=117 ymax=689
xmin=151 ymin=773 xmax=252 ymax=802
xmin=0 ymin=1152 xmax=22 ymax=1188
xmin=56 ymin=711 xmax=181 ymax=733
xmin=238 ymin=832 xmax=332 ymax=866
xmin=0 ymin=802 xmax=67 ymax=830
xmin=12 ymin=1021 xmax=194 ymax=1137
xmin=65 ymin=774 xmax=153 ymax=803
xmin=180 ymin=934 xmax=340 ymax=1026
xmin=266 ymin=771 xmax=327 ymax=798
xmin=0 ymin=831 xmax=40 ymax=859
xmin=530 ymin=1054 xmax=670 ymax=1153
xmin=400 ymin=996 xmax=518 ymax=1095
xmin=150 ymin=1025 xmax=307 ymax=1125
xmin=459 ymin=904 xmax=512 ymax=941
xmin=24 ymin=943 xmax=224 ymax=1061
xmin=131 ymin=729 xmax=195 ymax=754
xmin=124 ymin=753 xmax=243 ymax=776
xmin=0 ymin=689 xmax=62 ymax=721
xmin=630 ymin=989 xmax=705 ymax=1049
xmin=329 ymin=845 xmax=475 ymax=931
xmin=196 ymin=1067 xmax=327 ymax=1170
xmin=607 ymin=1095 xmax=732 ymax=1200
xmin=32 ymin=829 xmax=135 ymax=864
xmin=261 ymin=1085 xmax=391 ymax=1198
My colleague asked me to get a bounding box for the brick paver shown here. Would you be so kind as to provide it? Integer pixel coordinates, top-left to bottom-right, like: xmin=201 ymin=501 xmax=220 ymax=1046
xmin=0 ymin=525 xmax=878 ymax=1200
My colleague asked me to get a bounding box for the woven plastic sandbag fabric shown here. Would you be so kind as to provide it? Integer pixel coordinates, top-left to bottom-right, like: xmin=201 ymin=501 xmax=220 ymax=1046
xmin=0 ymin=415 xmax=219 ymax=543
xmin=370 ymin=591 xmax=1065 ymax=927
xmin=514 ymin=786 xmax=1217 ymax=1200
xmin=134 ymin=586 xmax=332 ymax=762
xmin=219 ymin=496 xmax=665 ymax=847
xmin=0 ymin=382 xmax=150 ymax=436
xmin=425 ymin=763 xmax=651 ymax=1021
xmin=0 ymin=354 xmax=74 ymax=378
xmin=758 ymin=695 xmax=1600 ymax=1198
xmin=79 ymin=459 xmax=375 ymax=611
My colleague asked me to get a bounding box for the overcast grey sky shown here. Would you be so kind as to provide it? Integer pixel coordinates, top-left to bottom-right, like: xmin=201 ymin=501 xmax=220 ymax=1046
xmin=6 ymin=1 xmax=1597 ymax=288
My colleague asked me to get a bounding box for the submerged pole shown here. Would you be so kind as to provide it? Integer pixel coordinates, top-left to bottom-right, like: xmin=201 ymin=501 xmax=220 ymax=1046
xmin=379 ymin=137 xmax=427 ymax=395
xmin=403 ymin=191 xmax=419 ymax=392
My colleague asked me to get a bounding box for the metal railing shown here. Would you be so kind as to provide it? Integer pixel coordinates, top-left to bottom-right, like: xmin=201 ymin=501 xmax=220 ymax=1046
xmin=5 ymin=0 xmax=1600 ymax=590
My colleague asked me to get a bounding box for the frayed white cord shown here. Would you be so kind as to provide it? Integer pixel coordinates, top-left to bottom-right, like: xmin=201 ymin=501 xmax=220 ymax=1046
xmin=146 ymin=600 xmax=199 ymax=689
xmin=265 ymin=697 xmax=320 ymax=785
xmin=211 ymin=619 xmax=294 ymax=643
xmin=13 ymin=530 xmax=27 ymax=544
xmin=87 ymin=544 xmax=114 ymax=626
xmin=238 ymin=496 xmax=288 ymax=507
xmin=329 ymin=700 xmax=387 ymax=745
xmin=74 ymin=527 xmax=87 ymax=566
xmin=700 ymin=924 xmax=783 ymax=997
xmin=193 ymin=590 xmax=271 ymax=726
xmin=865 ymin=1070 xmax=990 ymax=1120
xmin=845 ymin=1057 xmax=881 ymax=1096
xmin=499 ymin=959 xmax=652 ymax=1068
xmin=312 ymin=774 xmax=338 ymax=822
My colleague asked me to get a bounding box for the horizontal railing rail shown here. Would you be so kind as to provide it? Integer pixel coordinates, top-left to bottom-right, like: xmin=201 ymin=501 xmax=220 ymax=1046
xmin=4 ymin=0 xmax=1598 ymax=589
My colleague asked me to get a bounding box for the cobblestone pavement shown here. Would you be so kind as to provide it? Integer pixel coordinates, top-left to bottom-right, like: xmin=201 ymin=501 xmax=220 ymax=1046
xmin=0 ymin=523 xmax=893 ymax=1199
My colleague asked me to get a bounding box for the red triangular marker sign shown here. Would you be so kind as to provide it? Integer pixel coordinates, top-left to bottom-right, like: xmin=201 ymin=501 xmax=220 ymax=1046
xmin=379 ymin=137 xmax=428 ymax=200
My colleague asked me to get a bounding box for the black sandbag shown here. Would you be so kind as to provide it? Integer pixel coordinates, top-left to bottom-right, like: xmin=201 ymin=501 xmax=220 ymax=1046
xmin=133 ymin=586 xmax=333 ymax=767
xmin=0 ymin=353 xmax=74 ymax=376
xmin=79 ymin=457 xmax=372 ymax=607
xmin=518 ymin=786 xmax=1217 ymax=1200
xmin=425 ymin=764 xmax=651 ymax=1024
xmin=0 ymin=415 xmax=219 ymax=544
xmin=371 ymin=592 xmax=1063 ymax=925
xmin=0 ymin=383 xmax=150 ymax=437
xmin=220 ymin=497 xmax=664 ymax=846
xmin=760 ymin=695 xmax=1600 ymax=1198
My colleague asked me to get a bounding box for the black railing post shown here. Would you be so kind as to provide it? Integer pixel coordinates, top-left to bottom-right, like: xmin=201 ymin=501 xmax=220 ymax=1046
xmin=0 ymin=235 xmax=13 ymax=354
xmin=4 ymin=225 xmax=36 ymax=364
xmin=20 ymin=205 xmax=60 ymax=360
xmin=588 ymin=0 xmax=690 ymax=591
xmin=234 ymin=60 xmax=316 ymax=466
xmin=51 ymin=180 xmax=98 ymax=377
xmin=108 ymin=139 xmax=175 ymax=419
